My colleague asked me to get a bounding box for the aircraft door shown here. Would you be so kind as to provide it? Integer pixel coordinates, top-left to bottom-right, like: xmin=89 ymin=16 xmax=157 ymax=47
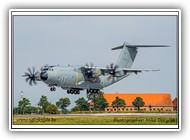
xmin=58 ymin=76 xmax=62 ymax=86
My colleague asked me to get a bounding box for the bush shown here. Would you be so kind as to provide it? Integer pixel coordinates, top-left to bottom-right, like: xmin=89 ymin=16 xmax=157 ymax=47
xmin=46 ymin=104 xmax=59 ymax=114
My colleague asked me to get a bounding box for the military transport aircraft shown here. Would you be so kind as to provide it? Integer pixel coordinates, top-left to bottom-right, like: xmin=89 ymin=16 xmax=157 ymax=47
xmin=22 ymin=42 xmax=168 ymax=95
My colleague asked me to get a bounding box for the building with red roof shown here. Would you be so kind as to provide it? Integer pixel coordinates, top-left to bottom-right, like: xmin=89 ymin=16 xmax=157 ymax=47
xmin=172 ymin=98 xmax=178 ymax=111
xmin=103 ymin=93 xmax=174 ymax=112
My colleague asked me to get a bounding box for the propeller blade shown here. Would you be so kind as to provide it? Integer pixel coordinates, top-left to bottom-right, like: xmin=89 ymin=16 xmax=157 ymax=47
xmin=25 ymin=77 xmax=30 ymax=83
xmin=110 ymin=63 xmax=114 ymax=69
xmin=33 ymin=80 xmax=37 ymax=85
xmin=114 ymin=65 xmax=119 ymax=70
xmin=23 ymin=66 xmax=39 ymax=86
xmin=29 ymin=79 xmax=33 ymax=86
xmin=34 ymin=71 xmax=39 ymax=76
xmin=106 ymin=63 xmax=118 ymax=76
xmin=32 ymin=67 xmax=35 ymax=74
xmin=84 ymin=63 xmax=96 ymax=80
xmin=27 ymin=67 xmax=32 ymax=74
xmin=22 ymin=72 xmax=30 ymax=77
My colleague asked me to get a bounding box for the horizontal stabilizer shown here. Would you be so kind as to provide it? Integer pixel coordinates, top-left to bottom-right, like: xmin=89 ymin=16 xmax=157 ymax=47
xmin=112 ymin=45 xmax=170 ymax=50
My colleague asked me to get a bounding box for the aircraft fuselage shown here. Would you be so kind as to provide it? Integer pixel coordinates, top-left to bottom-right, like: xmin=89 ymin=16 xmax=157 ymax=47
xmin=42 ymin=66 xmax=126 ymax=92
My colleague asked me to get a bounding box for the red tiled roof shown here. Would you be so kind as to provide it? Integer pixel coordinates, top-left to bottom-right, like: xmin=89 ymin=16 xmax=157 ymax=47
xmin=103 ymin=93 xmax=173 ymax=106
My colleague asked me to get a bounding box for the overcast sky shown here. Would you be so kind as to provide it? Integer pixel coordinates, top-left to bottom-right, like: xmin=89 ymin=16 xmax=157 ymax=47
xmin=13 ymin=14 xmax=177 ymax=109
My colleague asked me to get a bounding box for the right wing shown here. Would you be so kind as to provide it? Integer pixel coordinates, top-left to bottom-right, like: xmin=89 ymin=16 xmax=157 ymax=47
xmin=122 ymin=68 xmax=160 ymax=75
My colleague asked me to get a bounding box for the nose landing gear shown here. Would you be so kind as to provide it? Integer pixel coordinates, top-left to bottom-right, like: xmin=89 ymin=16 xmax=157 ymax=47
xmin=50 ymin=86 xmax=56 ymax=91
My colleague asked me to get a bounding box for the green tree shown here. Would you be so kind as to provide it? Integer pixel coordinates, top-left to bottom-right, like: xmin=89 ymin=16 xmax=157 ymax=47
xmin=87 ymin=92 xmax=96 ymax=110
xmin=87 ymin=92 xmax=97 ymax=102
xmin=87 ymin=91 xmax=108 ymax=111
xmin=46 ymin=104 xmax=59 ymax=114
xmin=111 ymin=96 xmax=126 ymax=111
xmin=56 ymin=98 xmax=71 ymax=114
xmin=13 ymin=107 xmax=19 ymax=115
xmin=24 ymin=106 xmax=36 ymax=114
xmin=38 ymin=95 xmax=50 ymax=114
xmin=75 ymin=97 xmax=90 ymax=111
xmin=18 ymin=97 xmax=31 ymax=114
xmin=71 ymin=106 xmax=80 ymax=112
xmin=35 ymin=106 xmax=42 ymax=114
xmin=94 ymin=93 xmax=108 ymax=111
xmin=132 ymin=97 xmax=145 ymax=111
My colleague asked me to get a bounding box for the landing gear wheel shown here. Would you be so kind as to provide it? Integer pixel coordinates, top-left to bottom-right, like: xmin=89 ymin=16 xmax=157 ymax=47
xmin=96 ymin=89 xmax=100 ymax=94
xmin=78 ymin=90 xmax=80 ymax=94
xmin=67 ymin=90 xmax=70 ymax=94
xmin=70 ymin=90 xmax=73 ymax=94
xmin=67 ymin=89 xmax=80 ymax=95
xmin=87 ymin=89 xmax=89 ymax=94
xmin=74 ymin=90 xmax=78 ymax=94
xmin=50 ymin=86 xmax=56 ymax=91
xmin=53 ymin=87 xmax=56 ymax=91
xmin=90 ymin=89 xmax=93 ymax=93
xmin=86 ymin=89 xmax=100 ymax=94
xmin=75 ymin=90 xmax=80 ymax=94
xmin=93 ymin=89 xmax=97 ymax=93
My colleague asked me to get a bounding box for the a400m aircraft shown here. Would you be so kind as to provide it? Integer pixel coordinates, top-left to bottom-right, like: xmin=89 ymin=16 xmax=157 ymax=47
xmin=22 ymin=42 xmax=168 ymax=95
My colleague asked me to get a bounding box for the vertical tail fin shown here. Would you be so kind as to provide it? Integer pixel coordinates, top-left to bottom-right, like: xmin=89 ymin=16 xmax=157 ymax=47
xmin=112 ymin=42 xmax=137 ymax=68
xmin=112 ymin=42 xmax=169 ymax=68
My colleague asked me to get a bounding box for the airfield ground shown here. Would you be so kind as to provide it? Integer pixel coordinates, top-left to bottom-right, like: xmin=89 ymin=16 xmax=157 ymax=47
xmin=13 ymin=113 xmax=178 ymax=125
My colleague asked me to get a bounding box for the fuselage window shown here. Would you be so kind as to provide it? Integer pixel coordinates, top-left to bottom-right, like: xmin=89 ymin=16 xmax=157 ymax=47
xmin=49 ymin=68 xmax=54 ymax=71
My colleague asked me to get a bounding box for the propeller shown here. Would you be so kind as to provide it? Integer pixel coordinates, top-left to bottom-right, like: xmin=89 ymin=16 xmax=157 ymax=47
xmin=22 ymin=67 xmax=39 ymax=86
xmin=84 ymin=63 xmax=95 ymax=79
xmin=107 ymin=63 xmax=118 ymax=76
xmin=107 ymin=63 xmax=119 ymax=80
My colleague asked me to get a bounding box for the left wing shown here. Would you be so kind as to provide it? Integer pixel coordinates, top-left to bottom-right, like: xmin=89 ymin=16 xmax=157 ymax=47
xmin=80 ymin=66 xmax=159 ymax=77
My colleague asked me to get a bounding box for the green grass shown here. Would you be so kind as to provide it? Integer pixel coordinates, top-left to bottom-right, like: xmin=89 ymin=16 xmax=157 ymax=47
xmin=13 ymin=115 xmax=177 ymax=125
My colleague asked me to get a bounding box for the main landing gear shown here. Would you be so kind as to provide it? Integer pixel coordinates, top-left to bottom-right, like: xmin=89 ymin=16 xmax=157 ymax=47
xmin=86 ymin=89 xmax=100 ymax=94
xmin=50 ymin=86 xmax=56 ymax=91
xmin=67 ymin=89 xmax=80 ymax=95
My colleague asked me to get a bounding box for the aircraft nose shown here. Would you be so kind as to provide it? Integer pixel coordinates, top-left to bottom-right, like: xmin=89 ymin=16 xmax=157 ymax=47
xmin=40 ymin=71 xmax=48 ymax=81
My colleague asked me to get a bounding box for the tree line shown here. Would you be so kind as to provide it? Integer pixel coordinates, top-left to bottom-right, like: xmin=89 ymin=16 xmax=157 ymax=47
xmin=13 ymin=92 xmax=145 ymax=115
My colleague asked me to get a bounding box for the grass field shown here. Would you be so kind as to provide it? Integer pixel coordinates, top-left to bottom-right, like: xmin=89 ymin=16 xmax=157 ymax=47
xmin=13 ymin=114 xmax=178 ymax=125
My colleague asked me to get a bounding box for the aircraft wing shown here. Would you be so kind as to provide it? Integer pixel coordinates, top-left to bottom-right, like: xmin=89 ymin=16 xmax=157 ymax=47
xmin=122 ymin=68 xmax=159 ymax=74
xmin=80 ymin=66 xmax=159 ymax=76
xmin=98 ymin=67 xmax=159 ymax=75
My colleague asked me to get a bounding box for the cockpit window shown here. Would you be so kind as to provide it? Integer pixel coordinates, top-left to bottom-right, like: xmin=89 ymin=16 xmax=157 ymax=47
xmin=42 ymin=67 xmax=48 ymax=71
xmin=42 ymin=66 xmax=54 ymax=72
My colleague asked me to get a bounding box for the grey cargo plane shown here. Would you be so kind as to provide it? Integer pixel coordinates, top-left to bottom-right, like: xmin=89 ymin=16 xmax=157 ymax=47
xmin=22 ymin=42 xmax=168 ymax=94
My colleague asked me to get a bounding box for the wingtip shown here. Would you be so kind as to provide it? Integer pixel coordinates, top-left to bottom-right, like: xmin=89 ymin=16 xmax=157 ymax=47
xmin=153 ymin=69 xmax=160 ymax=71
